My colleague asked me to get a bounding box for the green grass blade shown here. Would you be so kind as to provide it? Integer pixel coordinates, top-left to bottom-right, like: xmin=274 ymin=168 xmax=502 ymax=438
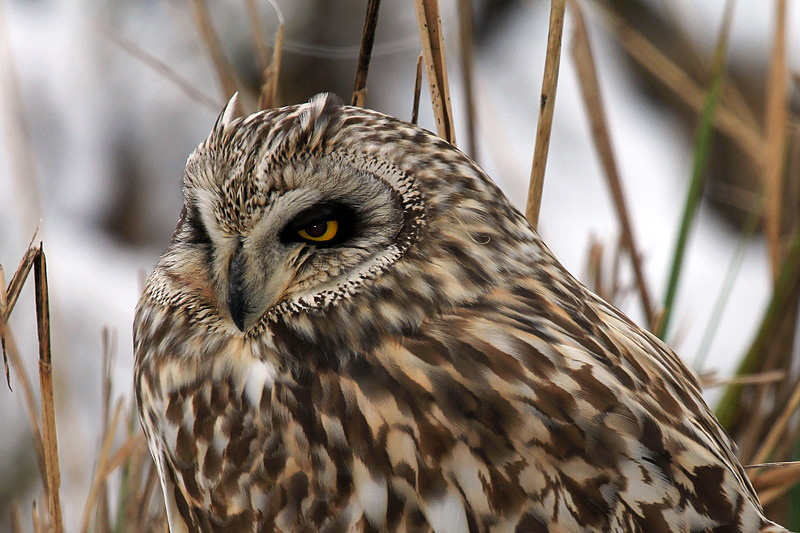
xmin=656 ymin=0 xmax=735 ymax=340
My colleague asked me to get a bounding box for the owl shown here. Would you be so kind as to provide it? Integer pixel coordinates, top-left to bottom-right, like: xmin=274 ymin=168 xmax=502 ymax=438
xmin=134 ymin=93 xmax=788 ymax=533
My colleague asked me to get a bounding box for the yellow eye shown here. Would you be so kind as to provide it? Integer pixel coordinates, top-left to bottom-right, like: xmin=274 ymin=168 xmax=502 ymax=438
xmin=297 ymin=220 xmax=338 ymax=242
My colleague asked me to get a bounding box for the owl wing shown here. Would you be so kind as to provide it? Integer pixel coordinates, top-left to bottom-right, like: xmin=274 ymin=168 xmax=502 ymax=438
xmin=358 ymin=273 xmax=776 ymax=532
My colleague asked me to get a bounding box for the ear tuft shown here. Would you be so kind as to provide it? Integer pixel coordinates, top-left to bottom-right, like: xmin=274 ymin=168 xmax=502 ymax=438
xmin=299 ymin=93 xmax=344 ymax=151
xmin=213 ymin=92 xmax=245 ymax=134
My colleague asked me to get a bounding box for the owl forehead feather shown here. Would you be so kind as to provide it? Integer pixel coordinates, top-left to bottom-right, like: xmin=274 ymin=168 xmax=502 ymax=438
xmin=182 ymin=92 xmax=501 ymax=234
xmin=183 ymin=93 xmax=348 ymax=193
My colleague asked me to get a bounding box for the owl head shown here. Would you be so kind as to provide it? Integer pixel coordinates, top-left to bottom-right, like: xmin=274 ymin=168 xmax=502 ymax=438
xmin=144 ymin=93 xmax=541 ymax=369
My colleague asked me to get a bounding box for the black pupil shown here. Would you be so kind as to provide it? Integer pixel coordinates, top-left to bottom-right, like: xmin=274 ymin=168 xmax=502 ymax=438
xmin=305 ymin=222 xmax=328 ymax=238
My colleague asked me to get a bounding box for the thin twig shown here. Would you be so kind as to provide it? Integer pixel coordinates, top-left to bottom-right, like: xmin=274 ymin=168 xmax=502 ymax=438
xmin=590 ymin=1 xmax=763 ymax=167
xmin=693 ymin=186 xmax=764 ymax=370
xmin=525 ymin=0 xmax=566 ymax=229
xmin=763 ymin=0 xmax=789 ymax=280
xmin=746 ymin=460 xmax=800 ymax=471
xmin=351 ymin=0 xmax=381 ymax=107
xmin=411 ymin=53 xmax=423 ymax=124
xmin=244 ymin=0 xmax=270 ymax=74
xmin=457 ymin=0 xmax=477 ymax=157
xmin=413 ymin=0 xmax=456 ymax=144
xmin=80 ymin=399 xmax=124 ymax=533
xmin=95 ymin=23 xmax=220 ymax=111
xmin=34 ymin=245 xmax=63 ymax=533
xmin=751 ymin=377 xmax=800 ymax=465
xmin=568 ymin=0 xmax=656 ymax=328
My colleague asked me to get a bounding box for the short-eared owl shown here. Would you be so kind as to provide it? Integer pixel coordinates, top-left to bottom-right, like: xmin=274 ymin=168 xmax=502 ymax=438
xmin=134 ymin=94 xmax=787 ymax=532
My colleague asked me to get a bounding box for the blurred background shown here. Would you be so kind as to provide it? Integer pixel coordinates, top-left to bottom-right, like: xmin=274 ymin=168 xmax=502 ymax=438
xmin=1 ymin=0 xmax=799 ymax=529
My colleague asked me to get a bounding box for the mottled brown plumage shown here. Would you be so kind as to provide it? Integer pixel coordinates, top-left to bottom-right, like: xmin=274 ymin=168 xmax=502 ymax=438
xmin=134 ymin=94 xmax=788 ymax=532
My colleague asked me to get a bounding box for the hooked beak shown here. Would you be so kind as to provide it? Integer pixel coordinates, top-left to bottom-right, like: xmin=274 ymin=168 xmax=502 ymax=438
xmin=227 ymin=241 xmax=247 ymax=331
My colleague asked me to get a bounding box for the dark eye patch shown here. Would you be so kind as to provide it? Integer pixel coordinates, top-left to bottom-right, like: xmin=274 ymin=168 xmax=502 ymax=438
xmin=280 ymin=202 xmax=356 ymax=246
xmin=184 ymin=203 xmax=212 ymax=245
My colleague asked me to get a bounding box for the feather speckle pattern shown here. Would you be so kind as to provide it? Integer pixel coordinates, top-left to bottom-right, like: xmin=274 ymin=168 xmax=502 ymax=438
xmin=134 ymin=94 xmax=788 ymax=532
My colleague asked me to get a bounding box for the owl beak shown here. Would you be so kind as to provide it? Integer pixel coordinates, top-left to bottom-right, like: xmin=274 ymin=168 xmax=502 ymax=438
xmin=228 ymin=241 xmax=248 ymax=331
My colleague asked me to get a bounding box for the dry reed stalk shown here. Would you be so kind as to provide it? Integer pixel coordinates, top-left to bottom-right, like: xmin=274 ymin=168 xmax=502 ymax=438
xmin=351 ymin=0 xmax=381 ymax=107
xmin=411 ymin=53 xmax=424 ymax=125
xmin=457 ymin=0 xmax=477 ymax=157
xmin=10 ymin=503 xmax=23 ymax=533
xmin=96 ymin=23 xmax=220 ymax=110
xmin=591 ymin=1 xmax=764 ymax=166
xmin=3 ymin=329 xmax=48 ymax=497
xmin=525 ymin=0 xmax=566 ymax=229
xmin=568 ymin=0 xmax=656 ymax=329
xmin=1 ymin=264 xmax=7 ymax=385
xmin=80 ymin=399 xmax=124 ymax=532
xmin=413 ymin=0 xmax=456 ymax=144
xmin=188 ymin=0 xmax=241 ymax=101
xmin=699 ymin=370 xmax=785 ymax=389
xmin=244 ymin=0 xmax=271 ymax=74
xmin=763 ymin=0 xmax=789 ymax=279
xmin=32 ymin=502 xmax=41 ymax=533
xmin=34 ymin=245 xmax=63 ymax=533
xmin=258 ymin=0 xmax=284 ymax=110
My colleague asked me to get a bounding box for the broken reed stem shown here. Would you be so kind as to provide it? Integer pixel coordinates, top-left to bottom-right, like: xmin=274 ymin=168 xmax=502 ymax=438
xmin=763 ymin=0 xmax=789 ymax=281
xmin=457 ymin=0 xmax=477 ymax=157
xmin=657 ymin=0 xmax=734 ymax=339
xmin=716 ymin=228 xmax=800 ymax=429
xmin=411 ymin=53 xmax=423 ymax=125
xmin=259 ymin=4 xmax=284 ymax=111
xmin=413 ymin=0 xmax=456 ymax=144
xmin=351 ymin=0 xmax=381 ymax=107
xmin=525 ymin=0 xmax=566 ymax=229
xmin=188 ymin=0 xmax=240 ymax=100
xmin=34 ymin=245 xmax=63 ymax=533
xmin=568 ymin=0 xmax=656 ymax=328
xmin=3 ymin=242 xmax=37 ymax=324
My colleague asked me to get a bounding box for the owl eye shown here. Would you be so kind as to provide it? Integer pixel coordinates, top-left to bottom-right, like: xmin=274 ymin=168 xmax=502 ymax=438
xmin=281 ymin=202 xmax=355 ymax=245
xmin=297 ymin=220 xmax=339 ymax=242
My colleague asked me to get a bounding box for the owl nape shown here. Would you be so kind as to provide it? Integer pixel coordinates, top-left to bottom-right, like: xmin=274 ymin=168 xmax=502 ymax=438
xmin=134 ymin=94 xmax=788 ymax=533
